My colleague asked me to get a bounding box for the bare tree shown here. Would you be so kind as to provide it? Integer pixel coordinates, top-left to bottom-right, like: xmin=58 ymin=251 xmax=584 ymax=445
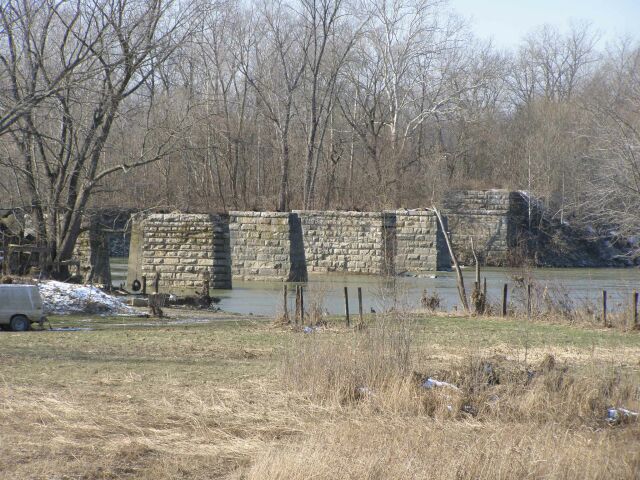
xmin=0 ymin=2 xmax=99 ymax=136
xmin=0 ymin=0 xmax=189 ymax=277
xmin=192 ymin=1 xmax=254 ymax=209
xmin=509 ymin=23 xmax=599 ymax=105
xmin=241 ymin=0 xmax=310 ymax=211
xmin=299 ymin=0 xmax=360 ymax=209
xmin=578 ymin=40 xmax=640 ymax=247
xmin=341 ymin=0 xmax=473 ymax=205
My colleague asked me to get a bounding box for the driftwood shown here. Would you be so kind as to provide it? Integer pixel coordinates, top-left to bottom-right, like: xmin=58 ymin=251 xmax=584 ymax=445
xmin=148 ymin=293 xmax=166 ymax=317
xmin=432 ymin=207 xmax=469 ymax=312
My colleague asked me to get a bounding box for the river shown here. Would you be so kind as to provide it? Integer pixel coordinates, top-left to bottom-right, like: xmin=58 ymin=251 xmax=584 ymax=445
xmin=110 ymin=258 xmax=640 ymax=316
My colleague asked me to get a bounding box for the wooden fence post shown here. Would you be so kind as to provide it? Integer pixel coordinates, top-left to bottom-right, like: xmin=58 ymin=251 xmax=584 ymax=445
xmin=299 ymin=286 xmax=304 ymax=325
xmin=358 ymin=287 xmax=363 ymax=323
xmin=283 ymin=284 xmax=289 ymax=323
xmin=603 ymin=290 xmax=608 ymax=327
xmin=142 ymin=275 xmax=147 ymax=296
xmin=527 ymin=284 xmax=531 ymax=321
xmin=633 ymin=291 xmax=639 ymax=329
xmin=153 ymin=271 xmax=160 ymax=294
xmin=295 ymin=286 xmax=300 ymax=325
xmin=502 ymin=283 xmax=508 ymax=317
xmin=344 ymin=287 xmax=350 ymax=327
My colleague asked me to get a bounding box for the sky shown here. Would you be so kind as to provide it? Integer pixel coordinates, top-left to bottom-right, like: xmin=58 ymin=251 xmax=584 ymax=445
xmin=449 ymin=0 xmax=640 ymax=49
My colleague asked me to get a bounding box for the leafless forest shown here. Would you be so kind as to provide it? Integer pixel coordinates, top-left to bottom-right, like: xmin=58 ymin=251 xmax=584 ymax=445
xmin=1 ymin=0 xmax=639 ymax=266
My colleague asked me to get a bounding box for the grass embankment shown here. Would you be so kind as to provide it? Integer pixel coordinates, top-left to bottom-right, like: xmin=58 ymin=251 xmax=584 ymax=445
xmin=1 ymin=311 xmax=639 ymax=479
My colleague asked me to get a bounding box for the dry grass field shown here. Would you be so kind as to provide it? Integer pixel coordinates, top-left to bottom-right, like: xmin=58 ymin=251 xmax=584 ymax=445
xmin=1 ymin=310 xmax=639 ymax=479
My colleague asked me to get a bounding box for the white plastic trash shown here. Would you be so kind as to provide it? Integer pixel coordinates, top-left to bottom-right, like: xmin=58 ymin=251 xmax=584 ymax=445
xmin=421 ymin=378 xmax=460 ymax=391
xmin=607 ymin=407 xmax=639 ymax=424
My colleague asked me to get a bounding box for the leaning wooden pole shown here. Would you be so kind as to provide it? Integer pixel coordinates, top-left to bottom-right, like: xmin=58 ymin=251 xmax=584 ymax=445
xmin=471 ymin=237 xmax=480 ymax=288
xmin=470 ymin=237 xmax=484 ymax=314
xmin=432 ymin=207 xmax=469 ymax=312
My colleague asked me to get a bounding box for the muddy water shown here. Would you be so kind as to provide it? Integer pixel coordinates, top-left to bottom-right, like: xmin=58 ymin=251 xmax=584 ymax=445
xmin=110 ymin=257 xmax=128 ymax=286
xmin=111 ymin=258 xmax=640 ymax=316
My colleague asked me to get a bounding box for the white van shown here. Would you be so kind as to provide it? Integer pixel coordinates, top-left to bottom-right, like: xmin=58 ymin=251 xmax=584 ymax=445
xmin=0 ymin=285 xmax=47 ymax=331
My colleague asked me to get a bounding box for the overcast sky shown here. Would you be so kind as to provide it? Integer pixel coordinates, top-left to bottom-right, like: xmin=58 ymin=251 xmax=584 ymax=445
xmin=449 ymin=0 xmax=640 ymax=49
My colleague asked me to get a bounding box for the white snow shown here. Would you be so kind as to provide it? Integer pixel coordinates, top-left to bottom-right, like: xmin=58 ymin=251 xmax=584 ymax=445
xmin=38 ymin=280 xmax=135 ymax=315
xmin=517 ymin=190 xmax=545 ymax=211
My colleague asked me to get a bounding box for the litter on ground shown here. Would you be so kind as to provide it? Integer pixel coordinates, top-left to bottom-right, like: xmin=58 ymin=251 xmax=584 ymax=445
xmin=421 ymin=378 xmax=460 ymax=391
xmin=607 ymin=407 xmax=639 ymax=424
xmin=355 ymin=386 xmax=376 ymax=398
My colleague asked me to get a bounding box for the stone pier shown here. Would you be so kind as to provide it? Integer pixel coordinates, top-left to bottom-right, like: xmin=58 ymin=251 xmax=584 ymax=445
xmin=128 ymin=213 xmax=231 ymax=291
xmin=229 ymin=211 xmax=306 ymax=282
xmin=294 ymin=211 xmax=396 ymax=275
xmin=393 ymin=210 xmax=452 ymax=274
xmin=442 ymin=190 xmax=527 ymax=266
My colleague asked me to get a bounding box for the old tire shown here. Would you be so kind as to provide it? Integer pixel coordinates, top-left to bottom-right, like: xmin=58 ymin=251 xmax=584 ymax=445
xmin=10 ymin=315 xmax=30 ymax=332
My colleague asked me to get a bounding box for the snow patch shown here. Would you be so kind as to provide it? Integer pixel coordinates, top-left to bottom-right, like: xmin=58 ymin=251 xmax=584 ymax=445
xmin=38 ymin=280 xmax=135 ymax=315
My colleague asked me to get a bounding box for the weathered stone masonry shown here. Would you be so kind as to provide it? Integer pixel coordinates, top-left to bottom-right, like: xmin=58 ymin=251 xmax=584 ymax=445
xmin=128 ymin=213 xmax=232 ymax=291
xmin=393 ymin=210 xmax=452 ymax=274
xmin=127 ymin=210 xmax=452 ymax=290
xmin=124 ymin=191 xmax=533 ymax=291
xmin=229 ymin=212 xmax=306 ymax=282
xmin=293 ymin=210 xmax=451 ymax=276
xmin=294 ymin=211 xmax=395 ymax=275
xmin=442 ymin=190 xmax=527 ymax=266
xmin=87 ymin=190 xmax=616 ymax=288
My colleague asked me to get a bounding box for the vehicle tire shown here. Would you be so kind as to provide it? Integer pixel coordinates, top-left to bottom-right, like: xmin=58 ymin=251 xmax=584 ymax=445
xmin=10 ymin=315 xmax=30 ymax=332
xmin=131 ymin=279 xmax=141 ymax=292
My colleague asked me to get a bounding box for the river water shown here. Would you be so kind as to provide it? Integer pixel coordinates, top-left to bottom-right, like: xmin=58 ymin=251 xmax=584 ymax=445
xmin=110 ymin=258 xmax=640 ymax=316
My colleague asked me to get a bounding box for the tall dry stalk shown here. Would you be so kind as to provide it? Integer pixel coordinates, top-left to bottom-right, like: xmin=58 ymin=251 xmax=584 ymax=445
xmin=432 ymin=207 xmax=469 ymax=312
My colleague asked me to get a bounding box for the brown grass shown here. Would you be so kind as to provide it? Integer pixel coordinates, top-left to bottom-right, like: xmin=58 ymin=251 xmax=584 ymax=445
xmin=0 ymin=310 xmax=639 ymax=479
